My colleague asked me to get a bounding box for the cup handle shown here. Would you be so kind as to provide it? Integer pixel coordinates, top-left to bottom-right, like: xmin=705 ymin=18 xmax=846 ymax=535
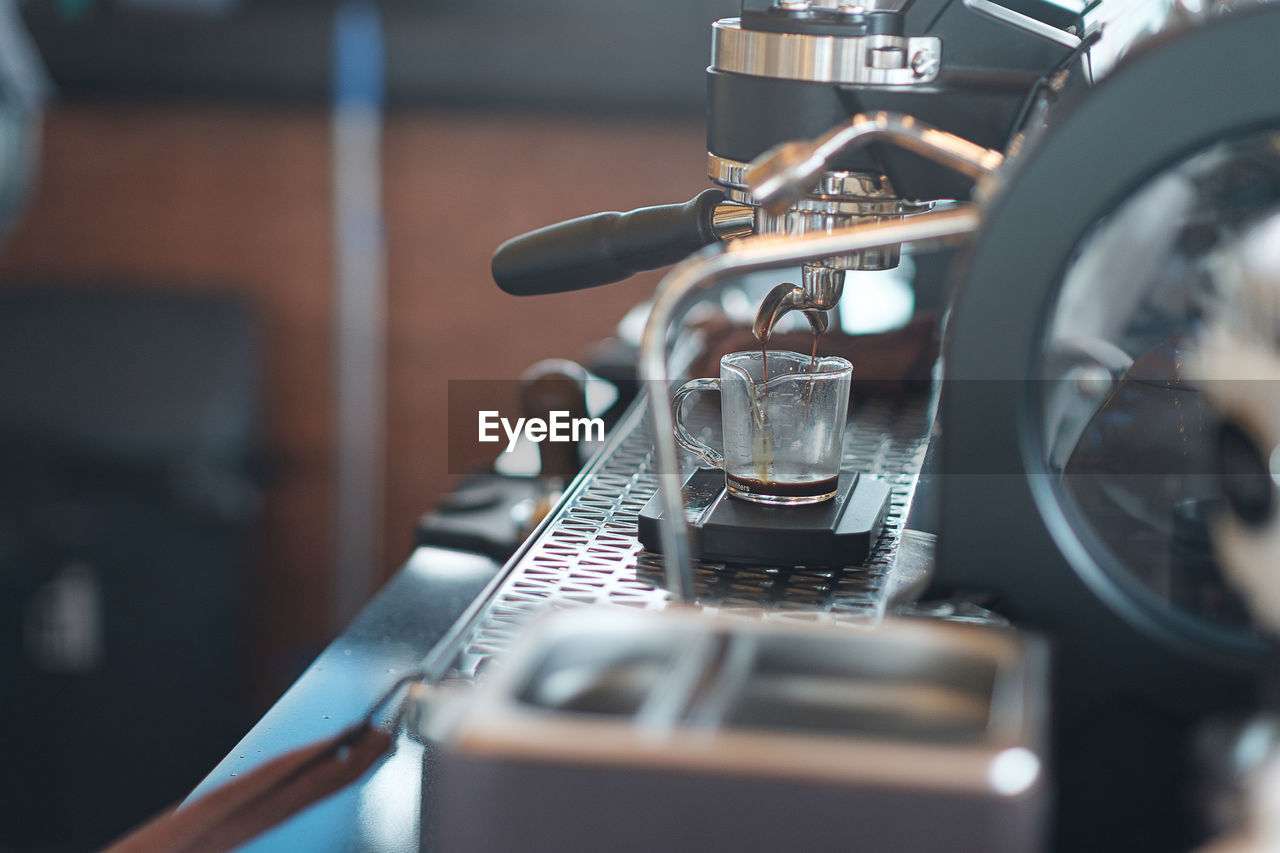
xmin=671 ymin=378 xmax=724 ymax=468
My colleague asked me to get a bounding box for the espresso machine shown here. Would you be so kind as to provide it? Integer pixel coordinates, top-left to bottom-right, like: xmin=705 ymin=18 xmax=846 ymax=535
xmin=420 ymin=2 xmax=1280 ymax=852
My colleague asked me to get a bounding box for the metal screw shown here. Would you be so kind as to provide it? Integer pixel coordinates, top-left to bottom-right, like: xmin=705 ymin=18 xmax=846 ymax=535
xmin=910 ymin=49 xmax=940 ymax=78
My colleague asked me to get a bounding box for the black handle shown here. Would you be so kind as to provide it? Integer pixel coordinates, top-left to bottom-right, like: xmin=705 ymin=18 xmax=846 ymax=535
xmin=492 ymin=188 xmax=727 ymax=296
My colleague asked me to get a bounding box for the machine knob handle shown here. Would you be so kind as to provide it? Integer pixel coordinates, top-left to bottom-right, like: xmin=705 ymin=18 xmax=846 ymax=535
xmin=492 ymin=189 xmax=729 ymax=296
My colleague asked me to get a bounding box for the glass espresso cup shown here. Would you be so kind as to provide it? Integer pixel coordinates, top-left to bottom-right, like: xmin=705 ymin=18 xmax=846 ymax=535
xmin=671 ymin=350 xmax=852 ymax=505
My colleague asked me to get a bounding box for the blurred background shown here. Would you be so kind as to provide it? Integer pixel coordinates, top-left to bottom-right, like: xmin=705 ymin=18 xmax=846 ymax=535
xmin=0 ymin=0 xmax=736 ymax=848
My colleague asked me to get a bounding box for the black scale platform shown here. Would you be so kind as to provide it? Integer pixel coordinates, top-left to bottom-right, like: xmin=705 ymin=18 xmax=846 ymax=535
xmin=638 ymin=468 xmax=891 ymax=567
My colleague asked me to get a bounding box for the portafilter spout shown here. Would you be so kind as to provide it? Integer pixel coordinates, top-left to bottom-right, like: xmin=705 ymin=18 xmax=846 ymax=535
xmin=640 ymin=206 xmax=982 ymax=602
xmin=753 ymin=266 xmax=843 ymax=343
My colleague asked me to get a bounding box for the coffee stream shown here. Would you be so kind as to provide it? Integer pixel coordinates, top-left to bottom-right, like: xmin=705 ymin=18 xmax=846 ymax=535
xmin=752 ymin=331 xmax=822 ymax=485
xmin=806 ymin=333 xmax=819 ymax=409
xmin=753 ymin=342 xmax=771 ymax=484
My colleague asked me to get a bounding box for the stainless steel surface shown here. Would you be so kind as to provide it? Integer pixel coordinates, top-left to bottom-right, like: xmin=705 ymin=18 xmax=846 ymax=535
xmin=430 ymin=608 xmax=1047 ymax=853
xmin=963 ymin=0 xmax=1082 ymax=48
xmin=867 ymin=34 xmax=909 ymax=70
xmin=709 ymin=153 xmax=900 ymax=202
xmin=755 ymin=203 xmax=922 ymax=270
xmin=637 ymin=206 xmax=981 ymax=601
xmin=1081 ymin=0 xmax=1213 ymax=83
xmin=801 ymin=263 xmax=845 ymax=306
xmin=711 ymin=18 xmax=943 ymax=86
xmin=746 ymin=111 xmax=1004 ymax=215
xmin=752 ymin=265 xmax=845 ymax=342
xmin=447 ymin=608 xmax=1044 ymax=784
xmin=436 ymin=384 xmax=938 ymax=686
xmin=190 ymin=546 xmax=505 ymax=853
xmin=710 ymin=199 xmax=756 ymax=240
xmin=886 ymin=527 xmax=937 ymax=606
xmin=752 ymin=279 xmax=832 ymax=341
xmin=712 ymin=150 xmax=930 ymax=274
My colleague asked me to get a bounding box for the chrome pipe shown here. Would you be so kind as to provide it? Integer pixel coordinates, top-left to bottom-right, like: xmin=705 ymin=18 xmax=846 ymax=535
xmin=747 ymin=112 xmax=1004 ymax=215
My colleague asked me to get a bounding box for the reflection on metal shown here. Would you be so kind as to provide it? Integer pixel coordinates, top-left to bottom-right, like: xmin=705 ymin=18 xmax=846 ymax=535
xmin=746 ymin=112 xmax=1004 ymax=215
xmin=714 ymin=150 xmax=932 ymax=274
xmin=712 ymin=18 xmax=943 ymax=85
xmin=709 ymin=153 xmax=902 ymax=205
xmin=962 ymin=0 xmax=1082 ymax=48
xmin=710 ymin=200 xmax=757 ymax=241
xmin=356 ymin=733 xmax=424 ymax=850
xmin=752 ymin=278 xmax=832 ymax=342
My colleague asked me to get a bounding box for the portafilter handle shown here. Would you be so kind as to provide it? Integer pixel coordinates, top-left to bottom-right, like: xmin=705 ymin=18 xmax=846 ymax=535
xmin=492 ymin=189 xmax=753 ymax=296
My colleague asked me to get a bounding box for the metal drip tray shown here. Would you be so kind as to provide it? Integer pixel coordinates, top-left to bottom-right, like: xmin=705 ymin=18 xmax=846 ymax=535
xmin=516 ymin=636 xmax=688 ymax=717
xmin=427 ymin=608 xmax=1048 ymax=853
xmin=728 ymin=634 xmax=997 ymax=741
xmin=509 ymin=615 xmax=1006 ymax=744
xmin=434 ymin=387 xmax=935 ymax=686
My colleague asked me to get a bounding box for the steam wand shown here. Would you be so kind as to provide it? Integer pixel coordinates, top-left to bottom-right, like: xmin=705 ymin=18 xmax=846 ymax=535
xmin=639 ymin=206 xmax=982 ymax=601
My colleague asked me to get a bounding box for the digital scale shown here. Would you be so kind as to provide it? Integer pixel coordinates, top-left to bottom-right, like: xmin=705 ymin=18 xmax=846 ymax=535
xmin=638 ymin=468 xmax=891 ymax=567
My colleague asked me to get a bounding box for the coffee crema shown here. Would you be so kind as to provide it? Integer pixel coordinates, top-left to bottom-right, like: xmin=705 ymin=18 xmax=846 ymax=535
xmin=726 ymin=474 xmax=839 ymax=499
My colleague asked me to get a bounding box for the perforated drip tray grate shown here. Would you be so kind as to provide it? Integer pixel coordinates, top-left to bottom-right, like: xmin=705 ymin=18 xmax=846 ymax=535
xmin=438 ymin=389 xmax=935 ymax=686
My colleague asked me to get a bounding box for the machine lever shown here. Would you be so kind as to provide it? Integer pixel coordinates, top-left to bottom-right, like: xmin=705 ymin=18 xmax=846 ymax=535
xmin=492 ymin=189 xmax=747 ymax=296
